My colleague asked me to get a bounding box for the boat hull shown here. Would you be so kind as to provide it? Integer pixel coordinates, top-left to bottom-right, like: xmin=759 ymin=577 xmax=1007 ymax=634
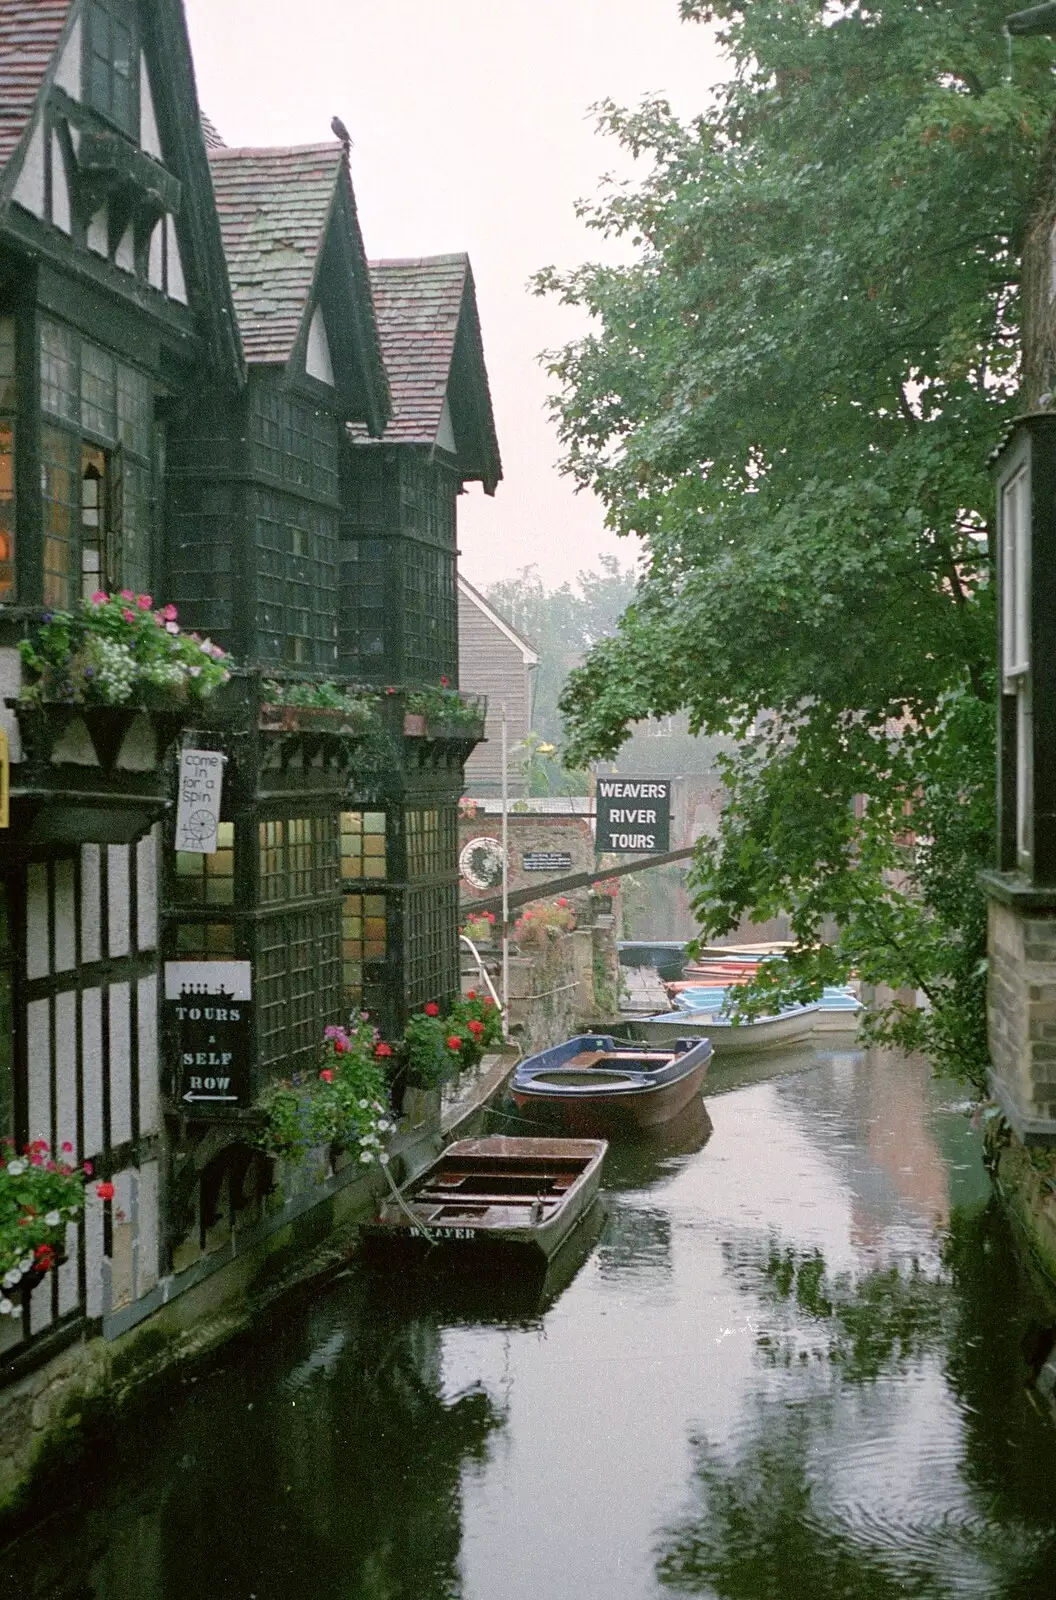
xmin=359 ymin=1135 xmax=607 ymax=1264
xmin=635 ymin=1009 xmax=859 ymax=1053
xmin=511 ymin=1035 xmax=712 ymax=1135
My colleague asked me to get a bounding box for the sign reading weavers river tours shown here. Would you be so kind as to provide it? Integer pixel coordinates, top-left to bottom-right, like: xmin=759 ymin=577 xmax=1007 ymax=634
xmin=164 ymin=961 xmax=252 ymax=1109
xmin=595 ymin=777 xmax=672 ymax=854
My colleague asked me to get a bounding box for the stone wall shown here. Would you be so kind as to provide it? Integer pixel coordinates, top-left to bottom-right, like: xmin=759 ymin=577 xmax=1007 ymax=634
xmin=988 ymin=900 xmax=1056 ymax=1144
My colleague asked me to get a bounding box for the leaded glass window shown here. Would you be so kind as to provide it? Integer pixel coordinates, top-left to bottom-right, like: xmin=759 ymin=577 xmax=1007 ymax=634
xmin=342 ymin=892 xmax=386 ymax=1006
xmin=85 ymin=0 xmax=138 ymax=138
xmin=258 ymin=816 xmax=338 ymax=904
xmin=340 ymin=812 xmax=387 ymax=881
xmin=258 ymin=905 xmax=342 ymax=1075
xmin=174 ymin=922 xmax=236 ymax=959
xmin=405 ymin=808 xmax=458 ymax=880
xmin=404 ymin=883 xmax=459 ymax=1010
xmin=38 ymin=320 xmax=156 ymax=598
xmin=174 ymin=823 xmax=235 ymax=905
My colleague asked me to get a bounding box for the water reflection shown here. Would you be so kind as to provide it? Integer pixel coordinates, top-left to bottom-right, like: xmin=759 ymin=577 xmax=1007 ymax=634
xmin=656 ymin=1202 xmax=1056 ymax=1598
xmin=9 ymin=1050 xmax=1056 ymax=1600
xmin=2 ymin=1280 xmax=503 ymax=1600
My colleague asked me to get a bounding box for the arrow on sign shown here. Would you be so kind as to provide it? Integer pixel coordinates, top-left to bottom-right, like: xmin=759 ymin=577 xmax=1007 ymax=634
xmin=182 ymin=1092 xmax=238 ymax=1104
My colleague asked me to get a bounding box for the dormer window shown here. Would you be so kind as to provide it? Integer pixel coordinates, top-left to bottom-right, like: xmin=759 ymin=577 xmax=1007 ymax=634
xmin=84 ymin=0 xmax=138 ymax=139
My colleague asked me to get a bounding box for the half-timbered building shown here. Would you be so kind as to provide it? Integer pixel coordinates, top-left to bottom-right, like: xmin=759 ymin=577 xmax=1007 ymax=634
xmin=0 ymin=0 xmax=499 ymax=1431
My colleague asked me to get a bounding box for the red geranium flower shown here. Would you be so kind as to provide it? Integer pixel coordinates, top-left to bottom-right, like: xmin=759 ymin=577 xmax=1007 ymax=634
xmin=439 ymin=675 xmax=451 ymax=688
xmin=483 ymin=997 xmax=495 ymax=1008
xmin=468 ymin=1019 xmax=484 ymax=1037
xmin=466 ymin=990 xmax=477 ymax=999
xmin=446 ymin=1035 xmax=463 ymax=1051
xmin=424 ymin=1001 xmax=440 ymax=1017
xmin=95 ymin=1181 xmax=115 ymax=1201
xmin=61 ymin=1141 xmax=73 ymax=1153
xmin=374 ymin=1042 xmax=393 ymax=1058
xmin=319 ymin=1068 xmax=334 ymax=1083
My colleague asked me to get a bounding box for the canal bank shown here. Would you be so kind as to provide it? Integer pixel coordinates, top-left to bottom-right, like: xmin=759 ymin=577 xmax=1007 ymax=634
xmin=0 ymin=1054 xmax=518 ymax=1523
xmin=6 ymin=1043 xmax=1056 ymax=1598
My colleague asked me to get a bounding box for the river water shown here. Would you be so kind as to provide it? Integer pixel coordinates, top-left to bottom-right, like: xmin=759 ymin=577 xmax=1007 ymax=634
xmin=8 ymin=1045 xmax=1056 ymax=1599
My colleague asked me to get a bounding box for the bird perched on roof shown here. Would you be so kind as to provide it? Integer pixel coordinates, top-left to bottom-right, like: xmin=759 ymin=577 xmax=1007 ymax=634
xmin=330 ymin=115 xmax=353 ymax=149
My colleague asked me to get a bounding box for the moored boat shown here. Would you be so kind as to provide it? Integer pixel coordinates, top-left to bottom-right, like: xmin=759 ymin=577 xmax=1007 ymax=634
xmin=511 ymin=1033 xmax=712 ymax=1134
xmin=359 ymin=1135 xmax=607 ymax=1264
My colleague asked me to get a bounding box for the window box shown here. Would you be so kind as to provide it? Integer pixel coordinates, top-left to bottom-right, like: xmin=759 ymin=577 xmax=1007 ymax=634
xmin=4 ymin=699 xmax=184 ymax=845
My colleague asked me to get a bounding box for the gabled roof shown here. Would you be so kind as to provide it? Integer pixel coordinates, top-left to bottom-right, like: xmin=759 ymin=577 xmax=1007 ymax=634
xmin=353 ymin=253 xmax=502 ymax=494
xmin=0 ymin=0 xmax=244 ymax=389
xmin=0 ymin=0 xmax=70 ymax=178
xmin=458 ymin=574 xmax=539 ymax=664
xmin=208 ymin=141 xmax=389 ymax=432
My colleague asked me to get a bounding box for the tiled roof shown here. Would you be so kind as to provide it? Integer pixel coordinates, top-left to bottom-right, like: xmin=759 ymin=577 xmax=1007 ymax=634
xmin=363 ymin=254 xmax=471 ymax=444
xmin=201 ymin=112 xmax=225 ymax=151
xmin=208 ymin=142 xmax=347 ymax=366
xmin=354 ymin=254 xmax=501 ymax=490
xmin=0 ymin=0 xmax=70 ymax=182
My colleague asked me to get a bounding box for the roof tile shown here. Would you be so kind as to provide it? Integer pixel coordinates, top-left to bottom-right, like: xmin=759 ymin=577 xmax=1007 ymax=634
xmin=355 ymin=254 xmax=470 ymax=444
xmin=207 ymin=142 xmax=345 ymax=366
xmin=0 ymin=0 xmax=71 ymax=180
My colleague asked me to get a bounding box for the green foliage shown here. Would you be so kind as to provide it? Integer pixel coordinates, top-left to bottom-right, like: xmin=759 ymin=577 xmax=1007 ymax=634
xmin=403 ymin=684 xmax=486 ymax=730
xmin=260 ymin=678 xmax=376 ymax=723
xmin=255 ymin=1020 xmax=393 ymax=1165
xmin=0 ymin=1138 xmax=85 ymax=1297
xmin=536 ymin=0 xmax=1056 ymax=1082
xmin=19 ymin=594 xmax=233 ymax=707
xmin=400 ymin=995 xmax=502 ymax=1085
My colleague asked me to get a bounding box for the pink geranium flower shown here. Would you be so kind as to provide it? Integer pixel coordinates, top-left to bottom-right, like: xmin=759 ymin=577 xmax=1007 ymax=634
xmin=91 ymin=590 xmax=109 ymax=605
xmin=137 ymin=594 xmax=153 ymax=609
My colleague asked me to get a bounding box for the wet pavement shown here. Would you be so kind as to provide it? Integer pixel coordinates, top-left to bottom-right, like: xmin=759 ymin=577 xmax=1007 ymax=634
xmin=6 ymin=1045 xmax=1056 ymax=1599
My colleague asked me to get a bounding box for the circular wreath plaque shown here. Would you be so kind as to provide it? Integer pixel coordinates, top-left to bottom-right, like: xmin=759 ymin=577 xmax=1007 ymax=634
xmin=459 ymin=835 xmax=507 ymax=891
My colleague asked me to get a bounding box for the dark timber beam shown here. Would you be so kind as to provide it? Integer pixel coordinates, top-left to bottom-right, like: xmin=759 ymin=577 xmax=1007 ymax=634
xmin=1006 ymin=4 xmax=1056 ymax=35
xmin=462 ymin=844 xmax=698 ymax=918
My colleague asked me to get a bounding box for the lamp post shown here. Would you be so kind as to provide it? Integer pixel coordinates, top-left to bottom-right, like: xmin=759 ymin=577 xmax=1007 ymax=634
xmin=501 ymin=703 xmax=509 ymax=1035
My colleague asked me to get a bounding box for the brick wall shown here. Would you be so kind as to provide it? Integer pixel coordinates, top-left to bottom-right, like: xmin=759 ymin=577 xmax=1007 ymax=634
xmin=988 ymin=901 xmax=1056 ymax=1141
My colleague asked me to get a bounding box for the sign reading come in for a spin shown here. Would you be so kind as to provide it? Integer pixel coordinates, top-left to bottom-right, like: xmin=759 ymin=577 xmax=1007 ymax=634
xmin=595 ymin=778 xmax=672 ymax=854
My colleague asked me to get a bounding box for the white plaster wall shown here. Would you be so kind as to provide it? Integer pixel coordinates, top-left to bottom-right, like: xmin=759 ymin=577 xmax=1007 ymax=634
xmin=115 ymin=223 xmax=136 ymax=275
xmin=51 ymin=133 xmax=71 ymax=234
xmin=137 ymin=827 xmax=158 ymax=950
xmin=107 ymin=845 xmax=130 ymax=958
xmin=81 ymin=843 xmax=102 ymax=964
xmin=108 ymin=981 xmax=133 ymax=1147
xmin=26 ymin=863 xmax=49 ymax=980
xmin=87 ymin=205 xmax=109 ymax=257
xmin=137 ymin=973 xmax=160 ymax=1135
xmin=12 ymin=120 xmax=45 ymax=217
xmin=436 ymin=395 xmax=457 ymax=454
xmin=140 ymin=58 xmax=162 ymax=160
xmin=81 ymin=987 xmax=104 ymax=1159
xmin=166 ymin=220 xmax=187 ymax=304
xmin=148 ymin=220 xmax=165 ymax=290
xmin=306 ymin=305 xmax=335 ymax=386
xmin=54 ymin=989 xmax=78 ymax=1156
xmin=53 ymin=14 xmax=82 ymax=98
xmin=26 ymin=999 xmax=51 ymax=1148
xmin=54 ymin=858 xmax=76 ymax=971
xmin=136 ymin=1161 xmax=160 ymax=1297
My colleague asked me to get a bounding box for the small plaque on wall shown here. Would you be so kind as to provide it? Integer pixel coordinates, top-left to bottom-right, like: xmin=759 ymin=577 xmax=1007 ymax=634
xmin=175 ymin=749 xmax=226 ymax=854
xmin=522 ymin=851 xmax=574 ymax=872
xmin=165 ymin=961 xmax=252 ymax=1109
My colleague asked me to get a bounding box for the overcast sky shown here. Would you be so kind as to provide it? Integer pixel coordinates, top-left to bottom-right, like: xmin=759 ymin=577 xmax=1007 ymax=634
xmin=183 ymin=1 xmax=723 ymax=590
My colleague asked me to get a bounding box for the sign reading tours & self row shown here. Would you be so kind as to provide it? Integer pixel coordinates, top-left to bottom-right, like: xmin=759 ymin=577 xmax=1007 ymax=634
xmin=595 ymin=778 xmax=671 ymax=854
xmin=164 ymin=961 xmax=252 ymax=1110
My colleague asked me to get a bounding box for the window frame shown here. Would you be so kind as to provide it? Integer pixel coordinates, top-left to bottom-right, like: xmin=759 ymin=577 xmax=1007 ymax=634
xmin=83 ymin=0 xmax=140 ymax=140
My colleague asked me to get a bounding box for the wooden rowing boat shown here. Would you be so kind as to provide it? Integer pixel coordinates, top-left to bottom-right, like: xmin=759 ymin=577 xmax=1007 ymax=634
xmin=511 ymin=1033 xmax=712 ymax=1134
xmin=359 ymin=1135 xmax=607 ymax=1264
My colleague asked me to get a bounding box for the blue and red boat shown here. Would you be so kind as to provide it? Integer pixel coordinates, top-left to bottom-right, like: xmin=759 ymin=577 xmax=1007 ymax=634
xmin=511 ymin=1033 xmax=712 ymax=1135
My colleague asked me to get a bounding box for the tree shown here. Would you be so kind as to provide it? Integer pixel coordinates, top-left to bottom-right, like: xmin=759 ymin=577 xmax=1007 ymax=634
xmin=536 ymin=0 xmax=1056 ymax=1084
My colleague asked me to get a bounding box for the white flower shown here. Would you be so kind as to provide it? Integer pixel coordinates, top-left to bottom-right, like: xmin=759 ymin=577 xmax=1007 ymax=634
xmin=377 ymin=1120 xmax=392 ymax=1134
xmin=0 ymin=1299 xmax=13 ymax=1317
xmin=2 ymin=1269 xmax=21 ymax=1288
xmin=18 ymin=1255 xmax=33 ymax=1272
xmin=379 ymin=1153 xmax=390 ymax=1166
xmin=44 ymin=1210 xmax=61 ymax=1227
xmin=7 ymin=1159 xmax=26 ymax=1176
xmin=359 ymin=1150 xmax=374 ymax=1164
xmin=358 ymin=1099 xmax=369 ymax=1109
